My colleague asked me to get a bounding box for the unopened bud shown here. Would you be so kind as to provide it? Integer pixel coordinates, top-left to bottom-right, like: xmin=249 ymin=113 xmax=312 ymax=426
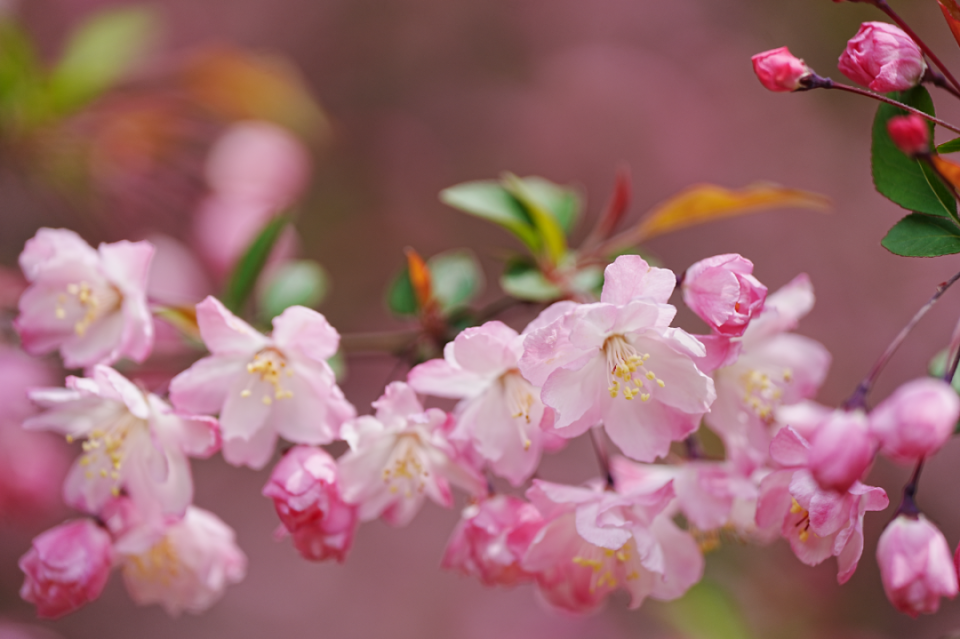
xmin=887 ymin=114 xmax=930 ymax=157
xmin=751 ymin=47 xmax=812 ymax=93
xmin=870 ymin=378 xmax=958 ymax=464
xmin=808 ymin=409 xmax=875 ymax=493
xmin=838 ymin=22 xmax=926 ymax=92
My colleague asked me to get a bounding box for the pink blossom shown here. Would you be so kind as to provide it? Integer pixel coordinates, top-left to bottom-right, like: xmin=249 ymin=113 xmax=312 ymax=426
xmin=337 ymin=382 xmax=486 ymax=527
xmin=751 ymin=47 xmax=811 ymax=92
xmin=877 ymin=514 xmax=958 ymax=616
xmin=118 ymin=506 xmax=246 ymax=616
xmin=263 ymin=446 xmax=358 ymax=562
xmin=682 ymin=254 xmax=766 ymax=337
xmin=706 ymin=274 xmax=831 ymax=472
xmin=887 ymin=114 xmax=930 ymax=157
xmin=807 ymin=409 xmax=875 ymax=493
xmin=19 ymin=519 xmax=113 ymax=619
xmin=0 ymin=427 xmax=69 ymax=524
xmin=15 ymin=228 xmax=154 ymax=368
xmin=870 ymin=378 xmax=959 ymax=465
xmin=838 ymin=22 xmax=926 ymax=92
xmin=519 ymin=256 xmax=715 ymax=462
xmin=26 ymin=366 xmax=219 ymax=517
xmin=169 ymin=296 xmax=355 ymax=469
xmin=442 ymin=495 xmax=543 ymax=587
xmin=408 ymin=321 xmax=552 ymax=486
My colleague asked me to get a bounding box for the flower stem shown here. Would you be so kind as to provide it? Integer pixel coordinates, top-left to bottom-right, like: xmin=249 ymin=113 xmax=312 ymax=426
xmin=923 ymin=67 xmax=960 ymax=101
xmin=589 ymin=426 xmax=614 ymax=488
xmin=942 ymin=312 xmax=960 ymax=384
xmin=896 ymin=459 xmax=924 ymax=517
xmin=872 ymin=0 xmax=960 ymax=96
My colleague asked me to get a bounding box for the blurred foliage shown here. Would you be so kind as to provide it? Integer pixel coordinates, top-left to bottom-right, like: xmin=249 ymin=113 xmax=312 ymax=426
xmin=258 ymin=260 xmax=330 ymax=321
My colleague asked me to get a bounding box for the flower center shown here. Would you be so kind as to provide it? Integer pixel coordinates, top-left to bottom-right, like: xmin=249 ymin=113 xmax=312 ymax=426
xmin=572 ymin=538 xmax=641 ymax=593
xmin=740 ymin=368 xmax=793 ymax=423
xmin=500 ymin=369 xmax=535 ymax=451
xmin=55 ymin=281 xmax=121 ymax=337
xmin=242 ymin=349 xmax=294 ymax=405
xmin=381 ymin=435 xmax=430 ymax=499
xmin=602 ymin=335 xmax=665 ymax=401
xmin=71 ymin=410 xmax=145 ymax=497
xmin=790 ymin=498 xmax=813 ymax=543
xmin=123 ymin=536 xmax=181 ymax=585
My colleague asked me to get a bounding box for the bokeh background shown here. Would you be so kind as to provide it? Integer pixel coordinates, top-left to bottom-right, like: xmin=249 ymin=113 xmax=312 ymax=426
xmin=3 ymin=0 xmax=960 ymax=637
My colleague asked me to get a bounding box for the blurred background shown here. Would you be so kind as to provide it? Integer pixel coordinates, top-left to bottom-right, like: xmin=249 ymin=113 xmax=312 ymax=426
xmin=3 ymin=0 xmax=960 ymax=637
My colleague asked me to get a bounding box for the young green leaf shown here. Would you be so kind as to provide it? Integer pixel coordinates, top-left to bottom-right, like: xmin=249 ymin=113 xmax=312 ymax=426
xmin=510 ymin=176 xmax=582 ymax=234
xmin=387 ymin=268 xmax=419 ymax=317
xmin=257 ymin=259 xmax=329 ymax=320
xmin=937 ymin=137 xmax=960 ymax=154
xmin=221 ymin=215 xmax=290 ymax=313
xmin=502 ymin=173 xmax=568 ymax=264
xmin=872 ymin=86 xmax=956 ymax=218
xmin=386 ymin=249 xmax=484 ymax=317
xmin=440 ymin=181 xmax=540 ymax=253
xmin=500 ymin=260 xmax=562 ymax=302
xmin=881 ymin=213 xmax=960 ymax=257
xmin=659 ymin=581 xmax=756 ymax=639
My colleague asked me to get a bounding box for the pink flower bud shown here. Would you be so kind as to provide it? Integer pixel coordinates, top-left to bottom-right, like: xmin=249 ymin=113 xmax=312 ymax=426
xmin=682 ymin=254 xmax=767 ymax=337
xmin=878 ymin=515 xmax=957 ymax=617
xmin=263 ymin=446 xmax=358 ymax=562
xmin=887 ymin=114 xmax=930 ymax=157
xmin=808 ymin=410 xmax=875 ymax=493
xmin=441 ymin=495 xmax=543 ymax=587
xmin=838 ymin=22 xmax=927 ymax=92
xmin=751 ymin=47 xmax=811 ymax=92
xmin=19 ymin=519 xmax=113 ymax=619
xmin=870 ymin=378 xmax=959 ymax=465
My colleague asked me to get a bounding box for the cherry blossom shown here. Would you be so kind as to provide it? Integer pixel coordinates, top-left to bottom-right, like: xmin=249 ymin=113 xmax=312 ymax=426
xmin=878 ymin=514 xmax=958 ymax=617
xmin=682 ymin=254 xmax=767 ymax=337
xmin=870 ymin=378 xmax=960 ymax=465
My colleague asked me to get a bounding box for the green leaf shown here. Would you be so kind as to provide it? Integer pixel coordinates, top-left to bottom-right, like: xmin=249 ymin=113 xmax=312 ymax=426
xmin=47 ymin=7 xmax=158 ymax=114
xmin=659 ymin=581 xmax=755 ymax=639
xmin=510 ymin=176 xmax=581 ymax=234
xmin=0 ymin=21 xmax=48 ymax=128
xmin=503 ymin=173 xmax=568 ymax=264
xmin=387 ymin=267 xmax=418 ymax=317
xmin=428 ymin=250 xmax=484 ymax=314
xmin=872 ymin=86 xmax=956 ymax=218
xmin=440 ymin=182 xmax=540 ymax=253
xmin=500 ymin=260 xmax=562 ymax=302
xmin=938 ymin=137 xmax=960 ymax=154
xmin=257 ymin=260 xmax=329 ymax=320
xmin=222 ymin=216 xmax=290 ymax=313
xmin=881 ymin=213 xmax=960 ymax=257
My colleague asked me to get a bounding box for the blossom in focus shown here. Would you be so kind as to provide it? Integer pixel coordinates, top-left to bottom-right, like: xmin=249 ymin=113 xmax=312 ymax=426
xmin=118 ymin=506 xmax=247 ymax=616
xmin=263 ymin=446 xmax=358 ymax=562
xmin=877 ymin=514 xmax=958 ymax=616
xmin=19 ymin=519 xmax=113 ymax=619
xmin=887 ymin=114 xmax=930 ymax=157
xmin=751 ymin=47 xmax=812 ymax=92
xmin=442 ymin=495 xmax=543 ymax=587
xmin=26 ymin=366 xmax=219 ymax=517
xmin=520 ymin=256 xmax=715 ymax=462
xmin=170 ymin=296 xmax=355 ymax=469
xmin=408 ymin=320 xmax=553 ymax=486
xmin=838 ymin=22 xmax=926 ymax=92
xmin=15 ymin=228 xmax=154 ymax=368
xmin=870 ymin=378 xmax=959 ymax=465
xmin=338 ymin=382 xmax=486 ymax=527
xmin=682 ymin=254 xmax=766 ymax=337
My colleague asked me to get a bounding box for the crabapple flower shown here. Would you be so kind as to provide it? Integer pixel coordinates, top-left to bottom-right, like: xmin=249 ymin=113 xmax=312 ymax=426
xmin=408 ymin=321 xmax=552 ymax=485
xmin=838 ymin=22 xmax=926 ymax=92
xmin=15 ymin=228 xmax=154 ymax=368
xmin=870 ymin=378 xmax=959 ymax=465
xmin=118 ymin=506 xmax=246 ymax=616
xmin=807 ymin=409 xmax=875 ymax=493
xmin=751 ymin=47 xmax=812 ymax=92
xmin=887 ymin=114 xmax=930 ymax=157
xmin=877 ymin=514 xmax=957 ymax=617
xmin=522 ymin=479 xmax=703 ymax=613
xmin=19 ymin=519 xmax=113 ymax=619
xmin=442 ymin=495 xmax=543 ymax=587
xmin=25 ymin=365 xmax=219 ymax=517
xmin=520 ymin=256 xmax=715 ymax=462
xmin=170 ymin=296 xmax=355 ymax=469
xmin=338 ymin=382 xmax=485 ymax=527
xmin=263 ymin=446 xmax=358 ymax=562
xmin=682 ymin=254 xmax=766 ymax=337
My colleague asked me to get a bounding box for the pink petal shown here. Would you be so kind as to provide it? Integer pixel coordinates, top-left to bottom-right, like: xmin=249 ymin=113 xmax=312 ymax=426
xmin=271 ymin=306 xmax=340 ymax=363
xmin=195 ymin=296 xmax=269 ymax=355
xmin=600 ymin=255 xmax=676 ymax=306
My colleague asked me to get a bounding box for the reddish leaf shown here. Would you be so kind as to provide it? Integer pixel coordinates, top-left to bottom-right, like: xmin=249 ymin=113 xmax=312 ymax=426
xmin=939 ymin=0 xmax=960 ymax=49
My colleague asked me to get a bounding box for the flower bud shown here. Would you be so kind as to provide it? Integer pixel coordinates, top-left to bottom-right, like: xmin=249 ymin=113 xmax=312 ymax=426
xmin=808 ymin=409 xmax=875 ymax=493
xmin=870 ymin=378 xmax=959 ymax=465
xmin=263 ymin=446 xmax=358 ymax=562
xmin=682 ymin=254 xmax=767 ymax=337
xmin=838 ymin=22 xmax=926 ymax=92
xmin=19 ymin=519 xmax=113 ymax=619
xmin=751 ymin=47 xmax=812 ymax=92
xmin=442 ymin=495 xmax=543 ymax=587
xmin=877 ymin=515 xmax=957 ymax=617
xmin=887 ymin=114 xmax=930 ymax=157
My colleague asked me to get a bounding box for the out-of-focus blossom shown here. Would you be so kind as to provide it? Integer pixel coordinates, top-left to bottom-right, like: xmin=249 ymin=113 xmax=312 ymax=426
xmin=170 ymin=297 xmax=354 ymax=469
xmin=19 ymin=519 xmax=113 ymax=619
xmin=838 ymin=22 xmax=926 ymax=92
xmin=15 ymin=229 xmax=154 ymax=368
xmin=263 ymin=446 xmax=358 ymax=562
xmin=751 ymin=47 xmax=812 ymax=92
xmin=26 ymin=366 xmax=219 ymax=517
xmin=338 ymin=382 xmax=485 ymax=527
xmin=118 ymin=506 xmax=246 ymax=616
xmin=519 ymin=256 xmax=714 ymax=462
xmin=408 ymin=321 xmax=553 ymax=485
xmin=0 ymin=427 xmax=69 ymax=523
xmin=807 ymin=409 xmax=875 ymax=493
xmin=682 ymin=254 xmax=766 ymax=337
xmin=870 ymin=378 xmax=959 ymax=465
xmin=442 ymin=495 xmax=543 ymax=587
xmin=887 ymin=114 xmax=930 ymax=157
xmin=706 ymin=274 xmax=831 ymax=472
xmin=877 ymin=514 xmax=957 ymax=616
